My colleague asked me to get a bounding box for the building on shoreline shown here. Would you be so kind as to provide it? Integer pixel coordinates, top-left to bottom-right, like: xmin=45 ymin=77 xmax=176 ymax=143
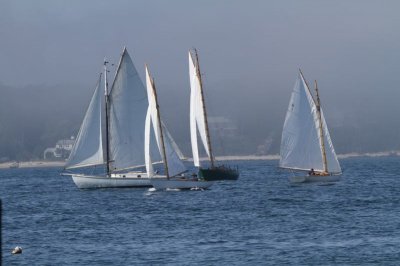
xmin=44 ymin=137 xmax=75 ymax=160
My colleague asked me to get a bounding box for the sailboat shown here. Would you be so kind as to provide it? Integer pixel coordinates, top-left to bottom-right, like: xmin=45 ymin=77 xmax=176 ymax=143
xmin=279 ymin=70 xmax=342 ymax=183
xmin=145 ymin=65 xmax=214 ymax=190
xmin=64 ymin=48 xmax=183 ymax=189
xmin=188 ymin=49 xmax=239 ymax=181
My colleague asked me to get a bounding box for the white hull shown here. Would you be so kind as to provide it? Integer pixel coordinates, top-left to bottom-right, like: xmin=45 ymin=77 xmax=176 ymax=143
xmin=150 ymin=178 xmax=214 ymax=190
xmin=289 ymin=174 xmax=341 ymax=183
xmin=72 ymin=174 xmax=164 ymax=189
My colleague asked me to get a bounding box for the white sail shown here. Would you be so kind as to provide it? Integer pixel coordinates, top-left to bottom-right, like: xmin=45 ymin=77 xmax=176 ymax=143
xmin=280 ymin=72 xmax=340 ymax=173
xmin=320 ymin=109 xmax=342 ymax=173
xmin=66 ymin=74 xmax=104 ymax=169
xmin=145 ymin=66 xmax=186 ymax=177
xmin=189 ymin=51 xmax=211 ymax=167
xmin=145 ymin=66 xmax=163 ymax=166
xmin=108 ymin=48 xmax=159 ymax=171
xmin=162 ymin=121 xmax=186 ymax=160
xmin=190 ymin=65 xmax=200 ymax=166
xmin=145 ymin=106 xmax=154 ymax=177
xmin=163 ymin=129 xmax=187 ymax=176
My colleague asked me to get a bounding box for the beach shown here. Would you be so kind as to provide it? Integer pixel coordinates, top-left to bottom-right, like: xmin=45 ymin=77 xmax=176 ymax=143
xmin=0 ymin=160 xmax=65 ymax=169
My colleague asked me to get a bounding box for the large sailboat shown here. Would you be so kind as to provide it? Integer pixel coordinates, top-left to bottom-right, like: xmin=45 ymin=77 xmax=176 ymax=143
xmin=279 ymin=70 xmax=342 ymax=183
xmin=188 ymin=49 xmax=239 ymax=181
xmin=145 ymin=65 xmax=214 ymax=190
xmin=64 ymin=48 xmax=184 ymax=188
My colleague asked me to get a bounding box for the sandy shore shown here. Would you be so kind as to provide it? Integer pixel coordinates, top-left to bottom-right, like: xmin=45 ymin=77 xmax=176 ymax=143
xmin=337 ymin=151 xmax=400 ymax=159
xmin=213 ymin=155 xmax=280 ymax=161
xmin=202 ymin=151 xmax=400 ymax=161
xmin=0 ymin=161 xmax=65 ymax=169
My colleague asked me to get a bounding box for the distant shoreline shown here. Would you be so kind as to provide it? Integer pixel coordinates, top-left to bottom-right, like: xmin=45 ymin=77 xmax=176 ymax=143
xmin=0 ymin=151 xmax=398 ymax=169
xmin=0 ymin=161 xmax=65 ymax=169
xmin=209 ymin=151 xmax=400 ymax=161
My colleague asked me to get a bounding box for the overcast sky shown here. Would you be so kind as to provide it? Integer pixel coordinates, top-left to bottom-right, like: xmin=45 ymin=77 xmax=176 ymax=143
xmin=2 ymin=1 xmax=399 ymax=87
xmin=1 ymin=0 xmax=400 ymax=154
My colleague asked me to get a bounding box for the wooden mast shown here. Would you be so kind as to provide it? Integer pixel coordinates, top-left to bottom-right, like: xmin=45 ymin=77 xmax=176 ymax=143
xmin=299 ymin=69 xmax=315 ymax=102
xmin=314 ymin=80 xmax=328 ymax=173
xmin=104 ymin=59 xmax=111 ymax=176
xmin=147 ymin=66 xmax=170 ymax=178
xmin=194 ymin=49 xmax=215 ymax=168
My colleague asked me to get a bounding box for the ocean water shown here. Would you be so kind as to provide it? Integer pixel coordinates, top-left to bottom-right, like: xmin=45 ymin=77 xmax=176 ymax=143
xmin=1 ymin=157 xmax=400 ymax=265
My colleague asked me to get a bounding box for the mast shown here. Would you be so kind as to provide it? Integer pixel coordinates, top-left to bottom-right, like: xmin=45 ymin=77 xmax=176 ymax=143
xmin=148 ymin=66 xmax=170 ymax=178
xmin=193 ymin=49 xmax=215 ymax=168
xmin=299 ymin=69 xmax=315 ymax=101
xmin=104 ymin=59 xmax=111 ymax=176
xmin=314 ymin=80 xmax=328 ymax=173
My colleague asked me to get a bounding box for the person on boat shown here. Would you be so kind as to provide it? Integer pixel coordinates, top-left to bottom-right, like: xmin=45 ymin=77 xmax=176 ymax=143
xmin=308 ymin=168 xmax=315 ymax=176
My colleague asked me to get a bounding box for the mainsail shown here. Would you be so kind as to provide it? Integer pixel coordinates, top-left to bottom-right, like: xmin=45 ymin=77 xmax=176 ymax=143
xmin=189 ymin=51 xmax=212 ymax=167
xmin=279 ymin=72 xmax=341 ymax=174
xmin=108 ymin=48 xmax=159 ymax=171
xmin=145 ymin=66 xmax=186 ymax=177
xmin=65 ymin=74 xmax=104 ymax=169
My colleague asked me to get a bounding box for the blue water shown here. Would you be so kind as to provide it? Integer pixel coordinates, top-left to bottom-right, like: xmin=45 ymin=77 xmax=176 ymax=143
xmin=1 ymin=157 xmax=400 ymax=265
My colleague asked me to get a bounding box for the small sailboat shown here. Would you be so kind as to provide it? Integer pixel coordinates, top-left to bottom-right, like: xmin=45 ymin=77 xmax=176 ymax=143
xmin=145 ymin=65 xmax=213 ymax=190
xmin=279 ymin=70 xmax=342 ymax=183
xmin=64 ymin=48 xmax=183 ymax=189
xmin=188 ymin=49 xmax=239 ymax=181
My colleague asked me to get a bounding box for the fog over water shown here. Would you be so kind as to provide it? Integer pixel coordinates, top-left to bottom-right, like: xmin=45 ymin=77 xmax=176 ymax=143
xmin=1 ymin=0 xmax=400 ymax=159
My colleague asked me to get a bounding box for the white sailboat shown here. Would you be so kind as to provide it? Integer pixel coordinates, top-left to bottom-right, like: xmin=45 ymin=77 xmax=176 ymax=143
xmin=64 ymin=48 xmax=183 ymax=188
xmin=145 ymin=65 xmax=213 ymax=190
xmin=188 ymin=49 xmax=239 ymax=181
xmin=280 ymin=70 xmax=342 ymax=183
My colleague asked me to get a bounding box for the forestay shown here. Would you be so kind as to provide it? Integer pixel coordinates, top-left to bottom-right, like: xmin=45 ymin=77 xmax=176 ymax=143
xmin=65 ymin=74 xmax=104 ymax=169
xmin=279 ymin=73 xmax=341 ymax=174
xmin=189 ymin=52 xmax=211 ymax=167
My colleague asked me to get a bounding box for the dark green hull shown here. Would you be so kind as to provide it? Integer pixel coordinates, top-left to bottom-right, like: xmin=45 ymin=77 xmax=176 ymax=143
xmin=198 ymin=166 xmax=239 ymax=181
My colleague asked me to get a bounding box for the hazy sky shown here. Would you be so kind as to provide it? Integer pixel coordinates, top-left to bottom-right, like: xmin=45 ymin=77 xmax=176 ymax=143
xmin=2 ymin=1 xmax=399 ymax=87
xmin=1 ymin=0 xmax=400 ymax=154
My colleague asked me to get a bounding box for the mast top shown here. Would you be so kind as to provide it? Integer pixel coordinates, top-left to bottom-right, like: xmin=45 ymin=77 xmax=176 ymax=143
xmin=122 ymin=46 xmax=127 ymax=55
xmin=314 ymin=80 xmax=321 ymax=108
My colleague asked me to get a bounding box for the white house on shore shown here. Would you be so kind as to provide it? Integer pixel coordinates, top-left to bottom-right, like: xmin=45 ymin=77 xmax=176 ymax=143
xmin=44 ymin=136 xmax=75 ymax=160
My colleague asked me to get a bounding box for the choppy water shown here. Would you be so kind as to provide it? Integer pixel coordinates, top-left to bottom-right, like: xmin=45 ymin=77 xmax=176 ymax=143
xmin=1 ymin=157 xmax=400 ymax=265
